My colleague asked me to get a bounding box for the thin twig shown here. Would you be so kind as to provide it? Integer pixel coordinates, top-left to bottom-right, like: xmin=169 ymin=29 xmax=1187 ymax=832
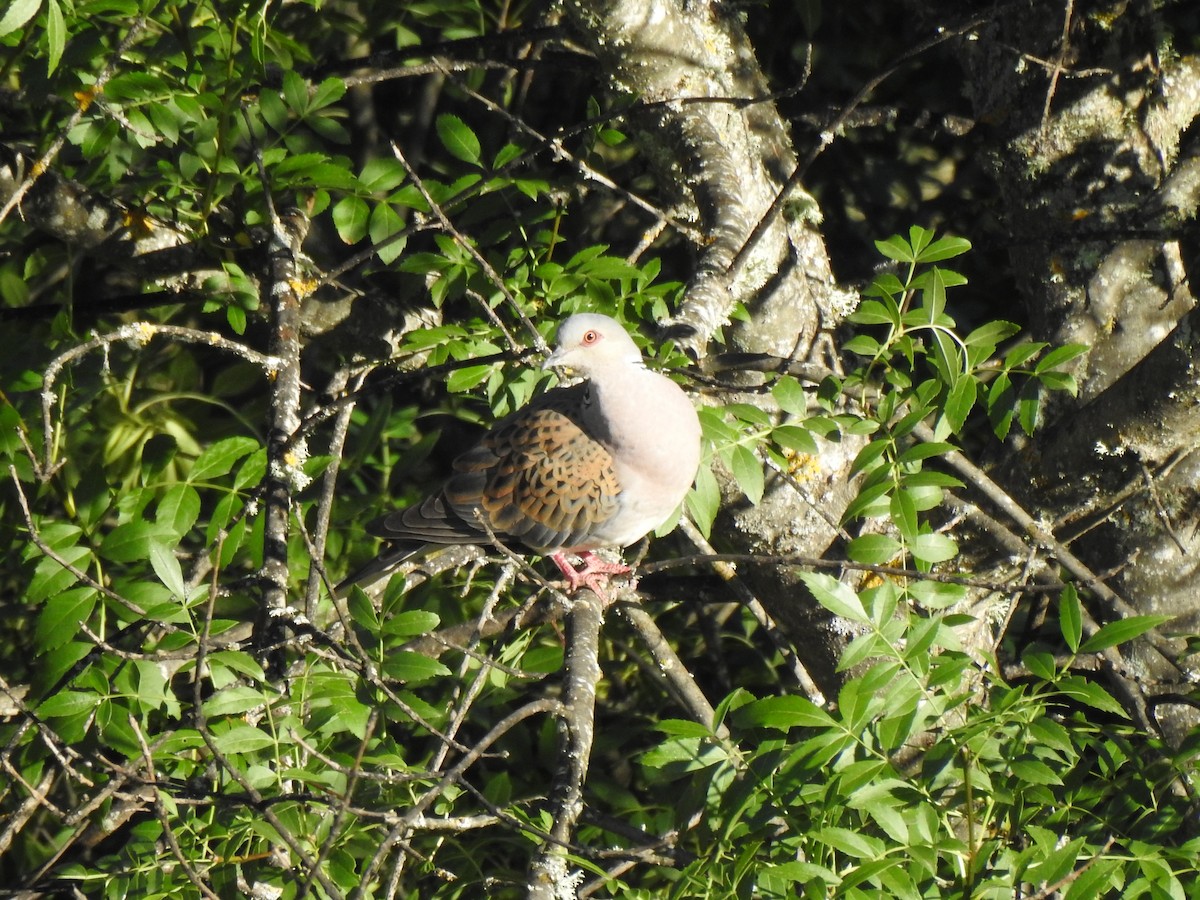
xmin=727 ymin=13 xmax=988 ymax=283
xmin=356 ymin=697 xmax=562 ymax=899
xmin=39 ymin=322 xmax=281 ymax=477
xmin=1038 ymin=0 xmax=1076 ymax=141
xmin=130 ymin=716 xmax=222 ymax=900
xmin=675 ymin=516 xmax=824 ymax=704
xmin=437 ymin=60 xmax=702 ymax=245
xmin=0 ymin=19 xmax=147 ymax=226
xmin=390 ymin=140 xmax=546 ymax=355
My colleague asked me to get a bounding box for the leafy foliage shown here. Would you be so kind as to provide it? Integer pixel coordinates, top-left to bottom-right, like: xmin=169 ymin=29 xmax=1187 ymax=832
xmin=0 ymin=0 xmax=1197 ymax=898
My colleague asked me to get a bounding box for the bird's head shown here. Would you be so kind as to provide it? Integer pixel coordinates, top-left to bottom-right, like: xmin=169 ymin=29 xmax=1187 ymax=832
xmin=542 ymin=313 xmax=644 ymax=376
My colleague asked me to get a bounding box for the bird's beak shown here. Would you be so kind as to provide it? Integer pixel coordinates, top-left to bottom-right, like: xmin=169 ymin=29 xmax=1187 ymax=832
xmin=542 ymin=348 xmax=565 ymax=371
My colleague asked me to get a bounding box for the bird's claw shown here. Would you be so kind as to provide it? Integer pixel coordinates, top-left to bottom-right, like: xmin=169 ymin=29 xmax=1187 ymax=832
xmin=550 ymin=551 xmax=632 ymax=604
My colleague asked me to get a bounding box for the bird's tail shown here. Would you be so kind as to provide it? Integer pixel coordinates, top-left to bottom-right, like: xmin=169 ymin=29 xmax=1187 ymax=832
xmin=333 ymin=543 xmax=426 ymax=597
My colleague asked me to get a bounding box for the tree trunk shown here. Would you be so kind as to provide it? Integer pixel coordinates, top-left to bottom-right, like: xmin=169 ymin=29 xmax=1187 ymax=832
xmin=923 ymin=0 xmax=1200 ymax=735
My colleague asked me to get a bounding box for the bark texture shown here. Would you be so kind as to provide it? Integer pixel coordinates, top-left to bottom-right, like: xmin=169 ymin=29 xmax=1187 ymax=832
xmin=928 ymin=1 xmax=1200 ymax=733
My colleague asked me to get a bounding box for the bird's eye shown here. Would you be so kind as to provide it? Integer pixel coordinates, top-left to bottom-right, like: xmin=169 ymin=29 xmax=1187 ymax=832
xmin=582 ymin=330 xmax=599 ymax=344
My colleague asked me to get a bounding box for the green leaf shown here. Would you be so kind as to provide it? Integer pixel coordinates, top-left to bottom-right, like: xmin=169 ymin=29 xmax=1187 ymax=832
xmin=1055 ymin=676 xmax=1127 ymax=716
xmin=929 ymin=328 xmax=961 ymax=386
xmin=890 ymin=489 xmax=918 ymax=540
xmin=941 ymin=376 xmax=977 ymax=435
xmin=1017 ymin=381 xmax=1044 ymax=436
xmin=226 ymin=304 xmax=246 ymax=335
xmin=846 ymin=533 xmax=901 ymax=565
xmin=640 ymin=736 xmax=722 ymax=772
xmin=203 ymin=685 xmax=269 ymax=717
xmin=369 ymin=202 xmax=407 ymax=265
xmin=1037 ymin=370 xmax=1078 ymax=395
xmin=1011 ymin=757 xmax=1063 ymax=786
xmin=99 ymin=520 xmax=172 ymax=563
xmin=733 ymin=694 xmax=834 ymax=730
xmin=908 ymin=224 xmax=934 ymax=256
xmin=908 ymin=532 xmax=957 ymax=564
xmin=919 ymin=267 xmax=949 ymax=322
xmin=1035 ymin=342 xmax=1088 ymax=373
xmin=915 ymin=235 xmax=971 ymax=263
xmin=436 ymin=114 xmax=481 ymax=166
xmin=233 ymin=448 xmax=268 ymax=491
xmin=381 ymin=609 xmax=441 ymax=638
xmin=157 ymin=484 xmax=201 ymax=539
xmin=1023 ymin=648 xmax=1057 ymax=681
xmin=842 ymin=334 xmax=881 ymax=357
xmin=577 ymin=254 xmax=640 ymax=280
xmin=44 ymin=0 xmax=64 ymax=74
xmin=987 ymin=372 xmax=1016 ymax=439
xmin=332 ymin=196 xmax=369 ymax=244
xmin=759 ymin=861 xmax=841 ymax=890
xmin=27 ymin=545 xmax=91 ymax=603
xmin=875 ymin=235 xmax=915 ymax=263
xmin=282 ymin=70 xmax=309 ymax=112
xmin=213 ymin=724 xmax=275 ymax=754
xmin=347 ymin=586 xmax=379 ymax=632
xmin=1078 ymin=615 xmax=1173 ymax=654
xmin=1025 ymin=837 xmax=1090 ymax=891
xmin=382 ymin=651 xmax=451 ymax=683
xmin=896 ymin=441 xmax=955 ymax=464
xmin=906 ymin=580 xmax=966 ymax=610
xmin=842 ymin=479 xmax=892 ymax=523
xmin=1005 ymin=341 xmax=1048 ymax=369
xmin=492 ymin=142 xmax=523 ymax=170
xmin=0 ymin=0 xmax=39 ymax=36
xmin=35 ymin=588 xmax=96 ymax=652
xmin=849 ymin=438 xmax=890 ymax=477
xmin=207 ymin=650 xmax=265 ymax=685
xmin=1059 ymin=584 xmax=1082 ymax=653
xmin=771 ymin=376 xmax=807 ymax=415
xmin=360 ymin=158 xmax=407 ymax=193
xmin=37 ymin=690 xmax=100 ymax=718
xmin=813 ymin=825 xmax=884 ymax=859
xmin=446 ymin=364 xmax=493 ymax=393
xmin=848 ymin=298 xmax=899 ymax=327
xmin=191 ymin=436 xmax=259 ymax=483
xmin=964 ymin=319 xmax=1020 ymax=349
xmin=150 ymin=541 xmax=187 ymax=600
xmin=655 ymin=718 xmax=714 ymax=739
xmin=1064 ymin=858 xmax=1124 ymax=899
xmin=801 ymin=572 xmax=869 ymax=624
xmin=686 ymin=464 xmax=720 ymax=538
xmin=771 ymin=424 xmax=817 ymax=454
xmin=309 ymin=76 xmax=346 ymax=111
xmin=900 ymin=470 xmax=963 ymax=489
xmin=729 ymin=444 xmax=764 ymax=505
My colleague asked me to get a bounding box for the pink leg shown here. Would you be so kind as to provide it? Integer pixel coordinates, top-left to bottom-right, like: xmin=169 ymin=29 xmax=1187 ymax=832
xmin=549 ymin=551 xmax=631 ymax=601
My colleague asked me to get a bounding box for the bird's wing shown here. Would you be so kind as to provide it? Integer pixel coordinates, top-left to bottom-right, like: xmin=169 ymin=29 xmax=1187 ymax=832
xmin=369 ymin=385 xmax=621 ymax=553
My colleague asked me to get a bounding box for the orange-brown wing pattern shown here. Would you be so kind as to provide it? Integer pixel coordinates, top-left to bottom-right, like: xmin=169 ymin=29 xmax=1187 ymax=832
xmin=447 ymin=399 xmax=620 ymax=552
xmin=368 ymin=385 xmax=621 ymax=554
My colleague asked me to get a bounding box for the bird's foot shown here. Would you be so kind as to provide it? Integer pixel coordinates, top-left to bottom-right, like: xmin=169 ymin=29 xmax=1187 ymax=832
xmin=549 ymin=551 xmax=632 ymax=603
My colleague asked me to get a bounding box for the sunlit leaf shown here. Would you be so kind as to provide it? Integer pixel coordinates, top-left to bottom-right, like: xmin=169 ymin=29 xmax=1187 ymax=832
xmin=0 ymin=0 xmax=40 ymax=37
xmin=730 ymin=444 xmax=764 ymax=505
xmin=332 ymin=196 xmax=369 ymax=244
xmin=436 ymin=114 xmax=481 ymax=166
xmin=1079 ymin=615 xmax=1173 ymax=654
xmin=801 ymin=572 xmax=869 ymax=624
xmin=1059 ymin=584 xmax=1082 ymax=653
xmin=874 ymin=234 xmax=914 ymax=263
